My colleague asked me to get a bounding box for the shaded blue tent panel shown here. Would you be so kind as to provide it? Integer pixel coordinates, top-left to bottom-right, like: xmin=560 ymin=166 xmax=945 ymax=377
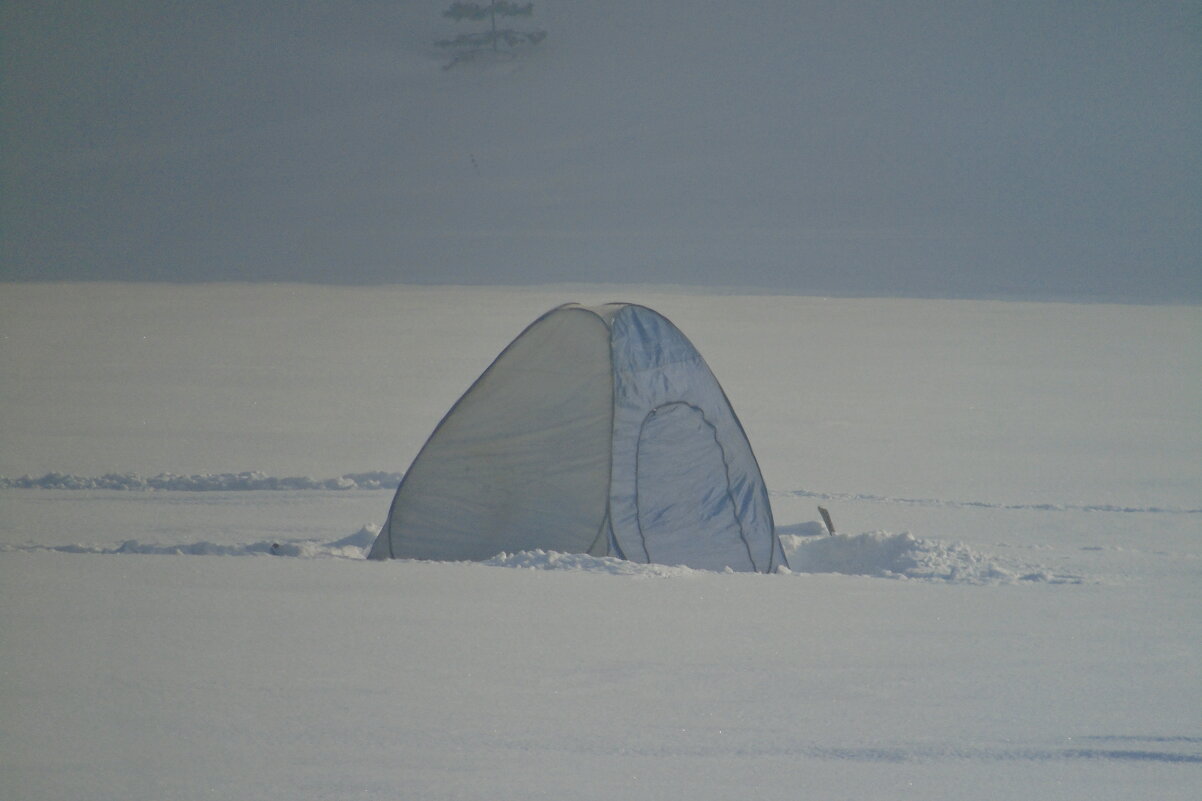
xmin=369 ymin=303 xmax=785 ymax=572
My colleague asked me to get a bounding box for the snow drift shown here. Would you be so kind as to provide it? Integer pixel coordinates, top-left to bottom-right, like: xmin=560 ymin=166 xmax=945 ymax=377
xmin=781 ymin=530 xmax=1083 ymax=584
xmin=2 ymin=524 xmax=1084 ymax=585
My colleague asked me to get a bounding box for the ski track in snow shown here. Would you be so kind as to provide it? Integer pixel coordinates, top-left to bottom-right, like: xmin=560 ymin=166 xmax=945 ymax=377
xmin=0 ymin=528 xmax=379 ymax=559
xmin=777 ymin=488 xmax=1202 ymax=516
xmin=444 ymin=727 xmax=1202 ymax=765
xmin=0 ymin=471 xmax=404 ymax=491
xmin=6 ymin=472 xmax=1196 ymax=515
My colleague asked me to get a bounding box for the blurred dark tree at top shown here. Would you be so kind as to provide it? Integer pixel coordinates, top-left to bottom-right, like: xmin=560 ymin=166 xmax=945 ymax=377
xmin=437 ymin=2 xmax=547 ymax=68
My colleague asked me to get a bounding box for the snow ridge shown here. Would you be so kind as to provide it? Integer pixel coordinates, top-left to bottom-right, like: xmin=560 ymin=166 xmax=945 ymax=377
xmin=0 ymin=471 xmax=403 ymax=491
xmin=3 ymin=526 xmax=1082 ymax=584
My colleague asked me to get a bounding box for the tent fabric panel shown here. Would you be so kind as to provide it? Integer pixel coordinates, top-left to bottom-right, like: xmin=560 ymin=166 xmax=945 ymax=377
xmin=606 ymin=304 xmax=777 ymax=572
xmin=635 ymin=402 xmax=755 ymax=571
xmin=377 ymin=306 xmax=614 ymax=561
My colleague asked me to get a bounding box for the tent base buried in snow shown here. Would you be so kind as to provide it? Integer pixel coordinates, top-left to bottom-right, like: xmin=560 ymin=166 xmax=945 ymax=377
xmin=369 ymin=303 xmax=786 ymax=573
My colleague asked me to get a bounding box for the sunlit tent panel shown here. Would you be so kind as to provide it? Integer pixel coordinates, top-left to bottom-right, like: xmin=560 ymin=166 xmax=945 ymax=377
xmin=369 ymin=303 xmax=786 ymax=572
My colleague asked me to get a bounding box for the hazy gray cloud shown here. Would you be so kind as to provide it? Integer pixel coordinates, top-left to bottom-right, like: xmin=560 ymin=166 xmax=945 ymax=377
xmin=2 ymin=1 xmax=1198 ymax=301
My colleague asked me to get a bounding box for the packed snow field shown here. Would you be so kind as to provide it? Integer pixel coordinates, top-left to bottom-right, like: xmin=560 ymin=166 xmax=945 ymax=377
xmin=2 ymin=284 xmax=1199 ymax=800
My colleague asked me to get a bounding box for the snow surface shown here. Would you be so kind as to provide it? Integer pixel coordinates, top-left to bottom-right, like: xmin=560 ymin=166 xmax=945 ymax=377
xmin=1 ymin=284 xmax=1199 ymax=800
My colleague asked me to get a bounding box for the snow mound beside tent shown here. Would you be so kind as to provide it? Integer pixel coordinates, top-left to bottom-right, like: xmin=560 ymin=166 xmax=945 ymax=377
xmin=483 ymin=533 xmax=1088 ymax=583
xmin=483 ymin=550 xmax=703 ymax=577
xmin=780 ymin=530 xmax=1084 ymax=584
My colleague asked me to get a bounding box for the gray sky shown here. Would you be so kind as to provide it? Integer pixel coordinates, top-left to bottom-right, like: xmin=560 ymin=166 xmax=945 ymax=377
xmin=2 ymin=1 xmax=1199 ymax=301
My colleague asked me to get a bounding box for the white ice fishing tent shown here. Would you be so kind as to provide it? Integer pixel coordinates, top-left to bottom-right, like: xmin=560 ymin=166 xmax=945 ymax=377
xmin=368 ymin=303 xmax=786 ymax=572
